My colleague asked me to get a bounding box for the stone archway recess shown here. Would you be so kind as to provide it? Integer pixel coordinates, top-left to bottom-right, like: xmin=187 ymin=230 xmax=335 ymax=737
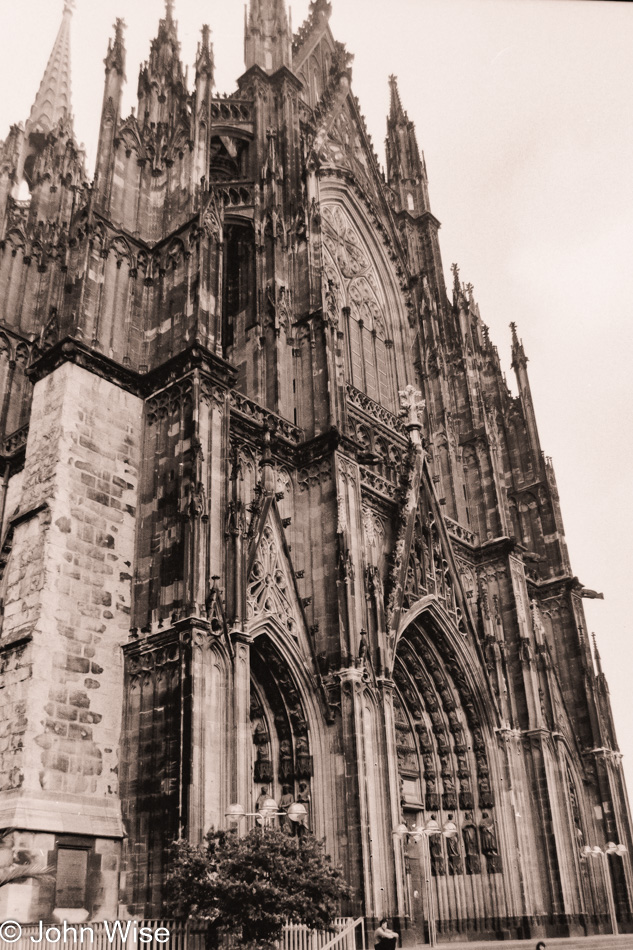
xmin=391 ymin=601 xmax=517 ymax=939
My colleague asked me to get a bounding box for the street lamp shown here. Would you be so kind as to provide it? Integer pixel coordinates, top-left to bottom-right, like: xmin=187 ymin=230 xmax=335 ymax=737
xmin=581 ymin=842 xmax=628 ymax=934
xmin=226 ymin=799 xmax=308 ymax=829
xmin=394 ymin=818 xmax=457 ymax=947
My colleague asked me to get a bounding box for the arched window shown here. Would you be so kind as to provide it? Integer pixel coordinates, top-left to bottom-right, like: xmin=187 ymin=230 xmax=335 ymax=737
xmin=312 ymin=68 xmax=320 ymax=106
xmin=223 ymin=222 xmax=255 ymax=353
xmin=321 ymin=204 xmax=399 ymax=411
xmin=209 ymin=134 xmax=249 ymax=182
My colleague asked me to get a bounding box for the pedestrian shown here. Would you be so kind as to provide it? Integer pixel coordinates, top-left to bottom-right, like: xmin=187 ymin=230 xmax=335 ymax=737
xmin=374 ymin=918 xmax=398 ymax=950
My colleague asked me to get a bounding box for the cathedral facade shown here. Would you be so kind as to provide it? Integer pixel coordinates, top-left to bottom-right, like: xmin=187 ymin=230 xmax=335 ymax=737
xmin=0 ymin=0 xmax=631 ymax=940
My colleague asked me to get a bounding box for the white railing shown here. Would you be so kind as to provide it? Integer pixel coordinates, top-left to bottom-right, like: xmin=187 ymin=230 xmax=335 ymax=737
xmin=317 ymin=917 xmax=365 ymax=950
xmin=5 ymin=917 xmax=363 ymax=950
xmin=4 ymin=920 xmax=206 ymax=949
xmin=281 ymin=917 xmax=357 ymax=950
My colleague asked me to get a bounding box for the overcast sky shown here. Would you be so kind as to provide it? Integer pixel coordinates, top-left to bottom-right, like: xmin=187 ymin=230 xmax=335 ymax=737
xmin=1 ymin=0 xmax=632 ymax=801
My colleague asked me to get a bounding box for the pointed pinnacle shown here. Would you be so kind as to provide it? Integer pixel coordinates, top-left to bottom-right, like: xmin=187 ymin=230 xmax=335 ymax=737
xmin=106 ymin=18 xmax=126 ymax=70
xmin=26 ymin=1 xmax=74 ymax=135
xmin=592 ymin=632 xmax=604 ymax=675
xmin=388 ymin=74 xmax=406 ymax=123
xmin=165 ymin=0 xmax=175 ymax=21
xmin=510 ymin=322 xmax=528 ymax=366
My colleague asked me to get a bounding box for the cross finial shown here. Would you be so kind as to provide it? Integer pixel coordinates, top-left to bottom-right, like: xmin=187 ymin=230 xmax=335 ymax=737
xmin=63 ymin=0 xmax=75 ymax=14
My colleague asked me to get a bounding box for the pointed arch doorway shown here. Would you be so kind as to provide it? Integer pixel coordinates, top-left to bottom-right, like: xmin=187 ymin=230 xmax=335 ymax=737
xmin=392 ymin=602 xmax=506 ymax=939
xmin=248 ymin=632 xmax=314 ymax=833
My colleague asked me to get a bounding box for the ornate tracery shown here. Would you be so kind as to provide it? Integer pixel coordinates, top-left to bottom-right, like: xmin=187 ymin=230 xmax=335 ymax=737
xmin=321 ymin=204 xmax=398 ymax=411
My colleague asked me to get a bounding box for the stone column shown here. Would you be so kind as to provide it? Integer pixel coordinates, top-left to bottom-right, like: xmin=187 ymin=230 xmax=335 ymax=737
xmin=231 ymin=631 xmax=252 ymax=822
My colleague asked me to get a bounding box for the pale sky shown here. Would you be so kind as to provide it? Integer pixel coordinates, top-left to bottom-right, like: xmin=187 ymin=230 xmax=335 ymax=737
xmin=1 ymin=0 xmax=632 ymax=803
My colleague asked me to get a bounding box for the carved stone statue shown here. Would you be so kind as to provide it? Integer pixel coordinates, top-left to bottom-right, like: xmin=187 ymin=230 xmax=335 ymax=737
xmin=442 ymin=773 xmax=458 ymax=810
xmin=295 ymin=735 xmax=312 ymax=778
xmin=254 ymin=747 xmax=273 ymax=784
xmin=480 ymin=813 xmax=502 ymax=874
xmin=279 ymin=785 xmax=294 ymax=831
xmin=256 ymin=786 xmax=271 ymax=812
xmin=297 ymin=781 xmax=311 ymax=832
xmin=472 ymin=726 xmax=485 ymax=751
xmin=425 ymin=776 xmax=440 ymax=811
xmin=459 ymin=777 xmax=474 ymax=810
xmin=429 ymin=832 xmax=446 ymax=876
xmin=279 ymin=738 xmax=294 ymax=782
xmin=415 ymin=723 xmax=433 ymax=752
xmin=447 ymin=830 xmax=463 ymax=875
xmin=478 ymin=772 xmax=495 ymax=808
xmin=462 ymin=822 xmax=481 ymax=875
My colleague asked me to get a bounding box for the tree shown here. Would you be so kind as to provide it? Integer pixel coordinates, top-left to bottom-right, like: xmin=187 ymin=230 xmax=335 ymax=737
xmin=0 ymin=829 xmax=53 ymax=888
xmin=165 ymin=827 xmax=351 ymax=950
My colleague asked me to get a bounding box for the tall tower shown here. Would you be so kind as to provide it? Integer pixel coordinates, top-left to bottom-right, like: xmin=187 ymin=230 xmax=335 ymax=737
xmin=0 ymin=0 xmax=631 ymax=937
xmin=386 ymin=75 xmax=429 ymax=217
xmin=245 ymin=0 xmax=293 ymax=73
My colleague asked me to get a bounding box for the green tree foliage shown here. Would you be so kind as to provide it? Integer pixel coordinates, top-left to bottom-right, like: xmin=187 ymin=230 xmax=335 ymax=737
xmin=166 ymin=827 xmax=351 ymax=950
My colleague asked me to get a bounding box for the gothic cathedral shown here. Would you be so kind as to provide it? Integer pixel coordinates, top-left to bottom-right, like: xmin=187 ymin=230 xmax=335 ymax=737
xmin=0 ymin=0 xmax=630 ymax=940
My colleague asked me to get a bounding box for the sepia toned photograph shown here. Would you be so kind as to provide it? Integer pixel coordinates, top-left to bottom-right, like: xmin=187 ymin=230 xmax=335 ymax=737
xmin=0 ymin=0 xmax=630 ymax=946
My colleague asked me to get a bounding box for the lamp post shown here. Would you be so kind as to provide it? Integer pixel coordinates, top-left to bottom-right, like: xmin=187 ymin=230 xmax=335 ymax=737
xmin=394 ymin=818 xmax=457 ymax=947
xmin=582 ymin=842 xmax=627 ymax=934
xmin=226 ymin=799 xmax=308 ymax=831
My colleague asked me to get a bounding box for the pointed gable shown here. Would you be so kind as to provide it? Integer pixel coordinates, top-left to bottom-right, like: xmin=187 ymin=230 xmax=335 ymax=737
xmin=247 ymin=496 xmax=308 ymax=643
xmin=388 ymin=453 xmax=477 ymax=645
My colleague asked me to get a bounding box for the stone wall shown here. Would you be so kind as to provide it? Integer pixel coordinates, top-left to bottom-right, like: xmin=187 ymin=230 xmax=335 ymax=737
xmin=0 ymin=359 xmax=142 ymax=919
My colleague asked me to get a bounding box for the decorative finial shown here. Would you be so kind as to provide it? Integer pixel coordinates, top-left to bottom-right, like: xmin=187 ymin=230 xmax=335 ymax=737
xmin=592 ymin=632 xmax=604 ymax=675
xmin=260 ymin=423 xmax=276 ymax=494
xmin=398 ymin=385 xmax=425 ymax=444
xmin=451 ymin=263 xmax=461 ymax=297
xmin=64 ymin=0 xmax=76 ymax=14
xmin=165 ymin=0 xmax=175 ymax=20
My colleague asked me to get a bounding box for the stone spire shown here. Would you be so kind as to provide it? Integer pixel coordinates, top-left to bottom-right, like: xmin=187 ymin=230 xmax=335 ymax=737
xmin=388 ymin=74 xmax=407 ymax=125
xmin=245 ymin=0 xmax=292 ymax=74
xmin=385 ymin=75 xmax=429 ymax=215
xmin=26 ymin=0 xmax=74 ymax=136
xmin=105 ymin=17 xmax=126 ymax=79
xmin=147 ymin=0 xmax=182 ymax=82
xmin=592 ymin=632 xmax=603 ymax=676
xmin=510 ymin=322 xmax=543 ymax=463
xmin=137 ymin=0 xmax=185 ymax=125
xmin=196 ymin=24 xmax=214 ymax=80
xmin=510 ymin=321 xmax=528 ymax=370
